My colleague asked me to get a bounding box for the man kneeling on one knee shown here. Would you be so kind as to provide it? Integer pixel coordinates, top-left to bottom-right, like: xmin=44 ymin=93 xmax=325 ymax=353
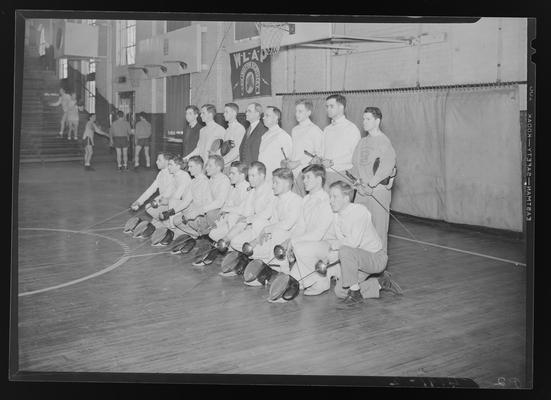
xmin=248 ymin=167 xmax=302 ymax=272
xmin=225 ymin=161 xmax=275 ymax=253
xmin=286 ymin=164 xmax=334 ymax=295
xmin=328 ymin=181 xmax=400 ymax=304
xmin=208 ymin=161 xmax=250 ymax=243
xmin=131 ymin=152 xmax=175 ymax=216
xmin=175 ymin=155 xmax=231 ymax=239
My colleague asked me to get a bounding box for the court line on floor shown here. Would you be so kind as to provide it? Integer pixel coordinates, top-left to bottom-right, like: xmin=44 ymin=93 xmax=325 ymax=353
xmin=389 ymin=234 xmax=526 ymax=266
xmin=83 ymin=226 xmax=126 ymax=232
xmin=17 ymin=227 xmax=176 ymax=297
xmin=18 ymin=228 xmax=131 ymax=297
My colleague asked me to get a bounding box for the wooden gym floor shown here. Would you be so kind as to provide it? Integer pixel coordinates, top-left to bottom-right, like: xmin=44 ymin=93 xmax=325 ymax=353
xmin=14 ymin=160 xmax=528 ymax=388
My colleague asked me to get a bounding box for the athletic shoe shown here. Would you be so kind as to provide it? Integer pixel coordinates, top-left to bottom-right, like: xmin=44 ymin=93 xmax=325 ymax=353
xmin=378 ymin=271 xmax=403 ymax=295
xmin=118 ymin=166 xmax=123 ymax=171
xmin=341 ymin=289 xmax=364 ymax=305
xmin=219 ymin=270 xmax=238 ymax=277
xmin=244 ymin=279 xmax=263 ymax=287
xmin=191 ymin=260 xmax=207 ymax=267
xmin=124 ymin=165 xmax=128 ymax=170
xmin=88 ymin=166 xmax=95 ymax=171
xmin=304 ymin=284 xmax=330 ymax=296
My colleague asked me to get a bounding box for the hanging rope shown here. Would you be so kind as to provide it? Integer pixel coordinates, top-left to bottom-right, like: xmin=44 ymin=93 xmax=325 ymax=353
xmin=191 ymin=22 xmax=233 ymax=105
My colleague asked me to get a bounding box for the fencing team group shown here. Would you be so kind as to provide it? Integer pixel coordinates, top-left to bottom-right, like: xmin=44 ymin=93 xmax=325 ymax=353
xmin=127 ymin=94 xmax=401 ymax=305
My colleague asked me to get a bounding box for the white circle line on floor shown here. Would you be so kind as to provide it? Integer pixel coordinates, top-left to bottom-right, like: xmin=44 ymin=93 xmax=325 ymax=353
xmin=17 ymin=227 xmax=133 ymax=297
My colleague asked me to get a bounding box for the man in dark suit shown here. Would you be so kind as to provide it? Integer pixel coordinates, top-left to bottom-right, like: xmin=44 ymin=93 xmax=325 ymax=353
xmin=239 ymin=102 xmax=268 ymax=164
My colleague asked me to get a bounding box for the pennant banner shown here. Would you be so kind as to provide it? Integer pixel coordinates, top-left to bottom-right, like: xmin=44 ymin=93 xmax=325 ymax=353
xmin=230 ymin=46 xmax=271 ymax=99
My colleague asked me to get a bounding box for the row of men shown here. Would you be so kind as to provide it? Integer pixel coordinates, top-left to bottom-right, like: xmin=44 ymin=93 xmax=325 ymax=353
xmin=129 ymin=153 xmax=401 ymax=304
xmin=172 ymin=95 xmax=396 ymax=253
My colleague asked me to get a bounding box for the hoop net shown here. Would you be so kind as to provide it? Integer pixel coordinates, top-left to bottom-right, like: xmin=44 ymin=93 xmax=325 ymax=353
xmin=255 ymin=22 xmax=289 ymax=56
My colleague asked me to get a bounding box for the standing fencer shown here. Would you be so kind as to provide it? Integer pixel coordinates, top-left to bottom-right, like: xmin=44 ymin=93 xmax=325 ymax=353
xmin=258 ymin=106 xmax=293 ymax=178
xmin=312 ymin=94 xmax=361 ymax=188
xmin=221 ymin=103 xmax=246 ymax=166
xmin=349 ymin=107 xmax=397 ymax=253
xmin=182 ymin=105 xmax=203 ymax=157
xmin=283 ymin=99 xmax=324 ymax=196
xmin=184 ymin=104 xmax=225 ymax=162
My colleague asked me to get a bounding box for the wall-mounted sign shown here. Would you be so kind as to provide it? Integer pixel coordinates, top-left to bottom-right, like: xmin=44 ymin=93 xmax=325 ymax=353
xmin=230 ymin=46 xmax=271 ymax=99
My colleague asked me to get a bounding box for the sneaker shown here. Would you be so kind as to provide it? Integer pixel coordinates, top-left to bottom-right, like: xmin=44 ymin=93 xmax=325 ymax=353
xmin=124 ymin=165 xmax=128 ymax=170
xmin=341 ymin=289 xmax=364 ymax=305
xmin=88 ymin=166 xmax=95 ymax=171
xmin=378 ymin=270 xmax=403 ymax=295
xmin=219 ymin=270 xmax=237 ymax=277
xmin=244 ymin=279 xmax=263 ymax=287
xmin=118 ymin=166 xmax=123 ymax=171
xmin=304 ymin=284 xmax=329 ymax=296
xmin=191 ymin=260 xmax=207 ymax=267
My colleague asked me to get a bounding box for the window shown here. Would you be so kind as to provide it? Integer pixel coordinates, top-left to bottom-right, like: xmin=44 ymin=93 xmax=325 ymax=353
xmin=116 ymin=20 xmax=136 ymax=66
xmin=86 ymin=80 xmax=96 ymax=114
xmin=38 ymin=26 xmax=46 ymax=56
xmin=58 ymin=58 xmax=68 ymax=79
xmin=85 ymin=19 xmax=97 ymax=25
xmin=85 ymin=58 xmax=96 ymax=113
xmin=235 ymin=22 xmax=259 ymax=41
xmin=167 ymin=20 xmax=191 ymax=32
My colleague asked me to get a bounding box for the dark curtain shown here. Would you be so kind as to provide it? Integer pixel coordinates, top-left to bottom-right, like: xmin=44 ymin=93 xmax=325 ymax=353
xmin=165 ymin=74 xmax=190 ymax=136
xmin=281 ymin=86 xmax=522 ymax=231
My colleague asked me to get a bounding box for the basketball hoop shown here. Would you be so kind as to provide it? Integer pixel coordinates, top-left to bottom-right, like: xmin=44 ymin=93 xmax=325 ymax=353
xmin=255 ymin=22 xmax=292 ymax=56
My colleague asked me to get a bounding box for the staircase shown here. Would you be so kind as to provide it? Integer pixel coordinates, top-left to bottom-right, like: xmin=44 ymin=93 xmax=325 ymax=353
xmin=19 ymin=48 xmax=83 ymax=163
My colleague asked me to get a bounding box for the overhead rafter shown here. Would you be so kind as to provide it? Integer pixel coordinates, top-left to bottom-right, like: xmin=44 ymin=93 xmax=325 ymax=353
xmin=163 ymin=60 xmax=188 ymax=71
xmin=143 ymin=64 xmax=167 ymax=73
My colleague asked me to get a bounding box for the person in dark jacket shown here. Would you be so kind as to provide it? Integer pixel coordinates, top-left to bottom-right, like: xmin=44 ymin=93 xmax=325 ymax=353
xmin=239 ymin=102 xmax=268 ymax=165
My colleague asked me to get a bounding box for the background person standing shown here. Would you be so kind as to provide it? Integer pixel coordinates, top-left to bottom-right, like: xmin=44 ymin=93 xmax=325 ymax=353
xmin=109 ymin=111 xmax=133 ymax=171
xmin=134 ymin=112 xmax=152 ymax=169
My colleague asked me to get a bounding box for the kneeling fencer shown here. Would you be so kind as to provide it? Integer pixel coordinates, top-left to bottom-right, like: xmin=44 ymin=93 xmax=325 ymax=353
xmin=327 ymin=181 xmax=402 ymax=304
xmin=227 ymin=161 xmax=275 ymax=252
xmin=168 ymin=156 xmax=212 ymax=236
xmin=208 ymin=161 xmax=250 ymax=243
xmin=243 ymin=167 xmax=302 ymax=286
xmin=219 ymin=161 xmax=275 ymax=276
xmin=149 ymin=155 xmax=192 ymax=245
xmin=130 ymin=152 xmax=175 ymax=217
xmin=285 ymin=164 xmax=335 ymax=296
xmin=177 ymin=155 xmax=231 ymax=241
